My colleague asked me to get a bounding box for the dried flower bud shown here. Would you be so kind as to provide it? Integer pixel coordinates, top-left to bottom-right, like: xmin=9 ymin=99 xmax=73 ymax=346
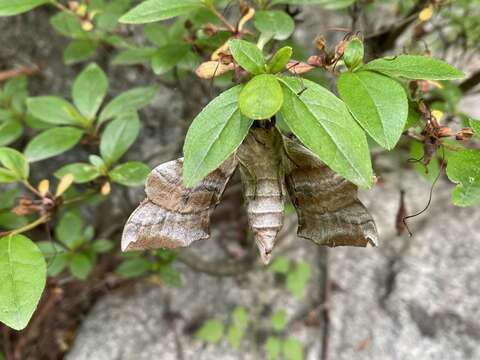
xmin=81 ymin=20 xmax=94 ymax=32
xmin=101 ymin=182 xmax=111 ymax=196
xmin=238 ymin=7 xmax=255 ymax=32
xmin=68 ymin=1 xmax=80 ymax=11
xmin=211 ymin=42 xmax=230 ymax=61
xmin=38 ymin=179 xmax=50 ymax=197
xmin=456 ymin=128 xmax=474 ymax=141
xmin=418 ymin=5 xmax=433 ymax=22
xmin=307 ymin=55 xmax=324 ymax=68
xmin=437 ymin=126 xmax=454 ymax=138
xmin=335 ymin=40 xmax=347 ymax=57
xmin=431 ymin=110 xmax=444 ymax=121
xmin=314 ymin=36 xmax=326 ymax=51
xmin=203 ymin=23 xmax=218 ymax=37
xmin=195 ymin=61 xmax=235 ymax=79
xmin=56 ymin=173 xmax=75 ymax=197
xmin=287 ymin=60 xmax=315 ymax=75
xmin=76 ymin=3 xmax=87 ymax=17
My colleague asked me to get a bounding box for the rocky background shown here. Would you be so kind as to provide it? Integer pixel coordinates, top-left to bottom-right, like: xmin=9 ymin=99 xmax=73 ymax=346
xmin=1 ymin=2 xmax=479 ymax=360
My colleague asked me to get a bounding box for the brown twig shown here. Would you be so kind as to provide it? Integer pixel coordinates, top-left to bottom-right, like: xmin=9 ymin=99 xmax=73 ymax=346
xmin=0 ymin=66 xmax=40 ymax=82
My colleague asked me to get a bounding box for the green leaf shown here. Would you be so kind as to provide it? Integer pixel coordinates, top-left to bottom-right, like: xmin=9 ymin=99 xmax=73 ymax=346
xmin=100 ymin=112 xmax=140 ymax=165
xmin=73 ymin=63 xmax=108 ymax=119
xmin=55 ymin=163 xmax=101 ymax=183
xmin=254 ymin=10 xmax=294 ymax=41
xmin=36 ymin=241 xmax=66 ymax=258
xmin=271 ymin=310 xmax=287 ymax=331
xmin=69 ymin=253 xmax=93 ymax=280
xmin=183 ymin=85 xmax=253 ymax=187
xmin=0 ymin=121 xmax=23 ymax=146
xmin=49 ymin=12 xmax=86 ymax=39
xmin=0 ymin=0 xmax=49 ymax=16
xmin=446 ymin=149 xmax=480 ymax=206
xmin=286 ymin=261 xmax=311 ymax=299
xmin=144 ymin=23 xmax=169 ymax=46
xmin=99 ymin=86 xmax=159 ymax=123
xmin=46 ymin=253 xmax=69 ymax=277
xmin=92 ymin=239 xmax=114 ymax=253
xmin=109 ymin=161 xmax=150 ymax=186
xmin=363 ymin=55 xmax=465 ymax=80
xmin=0 ymin=147 xmax=29 ymax=181
xmin=468 ymin=118 xmax=480 ymax=138
xmin=271 ymin=0 xmax=354 ymax=9
xmin=268 ymin=46 xmax=293 ymax=74
xmin=24 ymin=127 xmax=83 ymax=162
xmin=410 ymin=140 xmax=439 ymax=183
xmin=196 ymin=319 xmax=224 ymax=344
xmin=64 ymin=40 xmax=98 ymax=65
xmin=111 ymin=47 xmax=157 ymax=65
xmin=279 ymin=77 xmax=373 ymax=188
xmin=26 ymin=96 xmax=82 ymax=125
xmin=116 ymin=258 xmax=151 ymax=278
xmin=151 ymin=44 xmax=191 ymax=75
xmin=157 ymin=265 xmax=182 ymax=287
xmin=343 ymin=38 xmax=364 ymax=71
xmin=283 ymin=337 xmax=304 ymax=360
xmin=265 ymin=336 xmax=282 ymax=360
xmin=269 ymin=256 xmax=290 ymax=274
xmin=55 ymin=212 xmax=83 ymax=249
xmin=232 ymin=306 xmax=249 ymax=327
xmin=227 ymin=325 xmax=244 ymax=349
xmin=0 ymin=235 xmax=46 ymax=330
xmin=119 ymin=0 xmax=203 ymax=24
xmin=239 ymin=74 xmax=283 ymax=120
xmin=337 ymin=70 xmax=408 ymax=149
xmin=228 ymin=39 xmax=266 ymax=75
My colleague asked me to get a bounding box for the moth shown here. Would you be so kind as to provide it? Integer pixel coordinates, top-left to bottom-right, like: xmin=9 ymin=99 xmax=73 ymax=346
xmin=122 ymin=123 xmax=378 ymax=264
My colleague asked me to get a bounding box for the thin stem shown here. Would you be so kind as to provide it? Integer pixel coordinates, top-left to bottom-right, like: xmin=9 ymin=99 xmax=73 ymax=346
xmin=49 ymin=0 xmax=76 ymax=15
xmin=22 ymin=180 xmax=42 ymax=198
xmin=0 ymin=215 xmax=50 ymax=237
xmin=206 ymin=3 xmax=236 ymax=33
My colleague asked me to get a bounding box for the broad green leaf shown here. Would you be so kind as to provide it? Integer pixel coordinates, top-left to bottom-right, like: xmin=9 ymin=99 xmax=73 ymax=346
xmin=4 ymin=76 xmax=27 ymax=100
xmin=337 ymin=71 xmax=408 ymax=149
xmin=100 ymin=112 xmax=140 ymax=165
xmin=56 ymin=212 xmax=83 ymax=249
xmin=265 ymin=336 xmax=282 ymax=360
xmin=109 ymin=161 xmax=150 ymax=186
xmin=92 ymin=239 xmax=114 ymax=253
xmin=111 ymin=47 xmax=157 ymax=65
xmin=64 ymin=40 xmax=98 ymax=65
xmin=69 ymin=253 xmax=93 ymax=280
xmin=279 ymin=77 xmax=373 ymax=187
xmin=0 ymin=0 xmax=49 ymax=16
xmin=24 ymin=127 xmax=83 ymax=162
xmin=268 ymin=46 xmax=292 ymax=74
xmin=0 ymin=211 xmax=29 ymax=230
xmin=73 ymin=63 xmax=108 ymax=119
xmin=363 ymin=55 xmax=465 ymax=80
xmin=254 ymin=10 xmax=294 ymax=40
xmin=0 ymin=121 xmax=23 ymax=146
xmin=283 ymin=337 xmax=304 ymax=360
xmin=116 ymin=258 xmax=151 ymax=278
xmin=119 ymin=0 xmax=203 ymax=24
xmin=343 ymin=38 xmax=364 ymax=71
xmin=271 ymin=310 xmax=287 ymax=331
xmin=151 ymin=44 xmax=191 ymax=75
xmin=55 ymin=163 xmax=101 ymax=183
xmin=99 ymin=86 xmax=159 ymax=123
xmin=183 ymin=85 xmax=253 ymax=187
xmin=228 ymin=39 xmax=266 ymax=75
xmin=0 ymin=235 xmax=46 ymax=330
xmin=410 ymin=140 xmax=439 ymax=183
xmin=0 ymin=147 xmax=29 ymax=181
xmin=446 ymin=149 xmax=480 ymax=206
xmin=144 ymin=23 xmax=169 ymax=46
xmin=49 ymin=12 xmax=86 ymax=39
xmin=26 ymin=96 xmax=82 ymax=125
xmin=239 ymin=74 xmax=283 ymax=120
xmin=196 ymin=319 xmax=224 ymax=344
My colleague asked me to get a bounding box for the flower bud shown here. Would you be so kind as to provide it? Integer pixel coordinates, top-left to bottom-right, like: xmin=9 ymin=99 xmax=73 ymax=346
xmin=343 ymin=38 xmax=364 ymax=71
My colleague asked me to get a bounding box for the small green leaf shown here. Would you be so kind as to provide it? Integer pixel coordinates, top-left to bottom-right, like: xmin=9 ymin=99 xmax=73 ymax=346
xmin=69 ymin=253 xmax=93 ymax=280
xmin=0 ymin=121 xmax=23 ymax=146
xmin=116 ymin=258 xmax=151 ymax=278
xmin=183 ymin=85 xmax=253 ymax=187
xmin=254 ymin=10 xmax=294 ymax=41
xmin=279 ymin=77 xmax=373 ymax=188
xmin=446 ymin=149 xmax=480 ymax=206
xmin=109 ymin=161 xmax=150 ymax=186
xmin=151 ymin=44 xmax=191 ymax=75
xmin=268 ymin=46 xmax=293 ymax=74
xmin=363 ymin=55 xmax=465 ymax=80
xmin=227 ymin=325 xmax=244 ymax=349
xmin=49 ymin=12 xmax=86 ymax=39
xmin=55 ymin=163 xmax=101 ymax=183
xmin=99 ymin=86 xmax=159 ymax=123
xmin=24 ymin=127 xmax=83 ymax=162
xmin=64 ymin=40 xmax=98 ymax=65
xmin=111 ymin=47 xmax=157 ymax=65
xmin=0 ymin=235 xmax=46 ymax=330
xmin=100 ymin=112 xmax=140 ymax=165
xmin=73 ymin=63 xmax=108 ymax=119
xmin=0 ymin=0 xmax=49 ymax=16
xmin=410 ymin=140 xmax=439 ymax=183
xmin=47 ymin=253 xmax=69 ymax=277
xmin=468 ymin=118 xmax=480 ymax=137
xmin=265 ymin=336 xmax=282 ymax=360
xmin=343 ymin=38 xmax=364 ymax=71
xmin=286 ymin=261 xmax=311 ymax=299
xmin=157 ymin=265 xmax=182 ymax=287
xmin=239 ymin=74 xmax=283 ymax=120
xmin=232 ymin=306 xmax=249 ymax=327
xmin=269 ymin=256 xmax=290 ymax=274
xmin=228 ymin=39 xmax=266 ymax=75
xmin=271 ymin=310 xmax=287 ymax=332
xmin=119 ymin=0 xmax=203 ymax=24
xmin=55 ymin=212 xmax=83 ymax=249
xmin=36 ymin=241 xmax=66 ymax=258
xmin=0 ymin=147 xmax=29 ymax=181
xmin=196 ymin=319 xmax=224 ymax=344
xmin=283 ymin=337 xmax=304 ymax=360
xmin=26 ymin=96 xmax=82 ymax=125
xmin=337 ymin=70 xmax=408 ymax=149
xmin=92 ymin=239 xmax=114 ymax=253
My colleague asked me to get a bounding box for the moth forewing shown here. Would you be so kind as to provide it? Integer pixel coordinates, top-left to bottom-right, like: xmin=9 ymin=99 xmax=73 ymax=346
xmin=282 ymin=136 xmax=378 ymax=247
xmin=122 ymin=156 xmax=237 ymax=251
xmin=236 ymin=126 xmax=286 ymax=264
